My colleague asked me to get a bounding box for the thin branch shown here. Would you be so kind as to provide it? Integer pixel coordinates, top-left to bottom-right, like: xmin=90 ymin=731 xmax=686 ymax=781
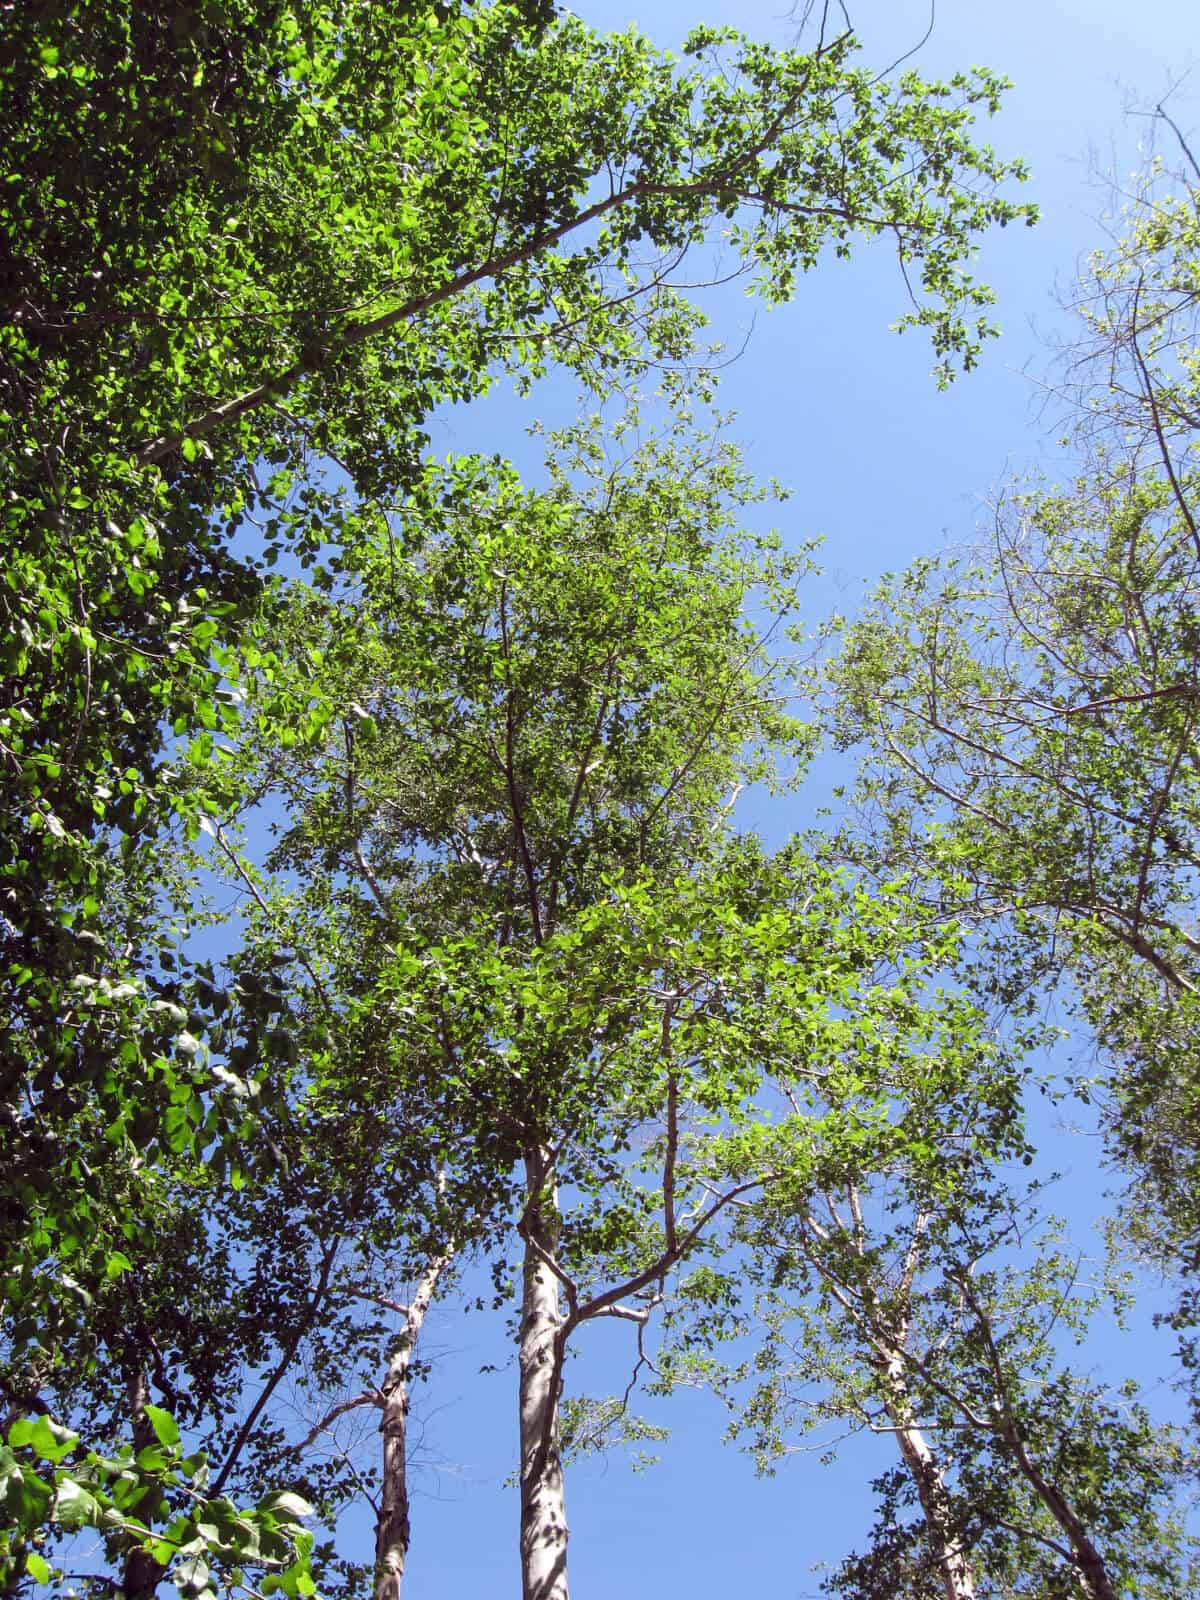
xmin=342 ymin=717 xmax=392 ymax=916
xmin=497 ymin=578 xmax=543 ymax=943
xmin=846 ymin=1183 xmax=866 ymax=1253
xmin=211 ymin=1238 xmax=340 ymax=1496
xmin=1154 ymin=101 xmax=1200 ymax=185
xmin=1128 ymin=272 xmax=1200 ymax=560
xmin=662 ymin=1009 xmax=679 ymax=1258
xmin=898 ymin=1208 xmax=930 ymax=1299
xmin=1053 ymin=682 xmax=1194 ymax=718
xmin=982 ymin=1512 xmax=1074 ymax=1563
xmin=569 ymin=1175 xmax=771 ymax=1331
xmin=211 ymin=822 xmax=335 ymax=1016
xmin=346 ymin=1289 xmax=412 ymax=1317
xmin=545 ymin=680 xmax=616 ymax=932
xmin=1131 ymin=710 xmax=1192 ymax=934
xmin=517 ymin=1204 xmax=580 ymax=1323
xmin=593 ymin=1302 xmax=651 ymax=1325
xmin=294 ymin=1391 xmax=382 ymax=1454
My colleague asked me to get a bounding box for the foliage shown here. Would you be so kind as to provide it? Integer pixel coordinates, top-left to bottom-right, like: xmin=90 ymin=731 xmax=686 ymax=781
xmin=697 ymin=1174 xmax=1200 ymax=1600
xmin=822 ymin=124 xmax=1200 ymax=1299
xmin=1 ymin=0 xmax=1046 ymax=1590
xmin=2 ymin=0 xmax=1032 ymax=1367
xmin=818 ymin=1221 xmax=1200 ymax=1600
xmin=206 ymin=392 xmax=1036 ymax=1594
xmin=0 ymin=1407 xmax=317 ymax=1600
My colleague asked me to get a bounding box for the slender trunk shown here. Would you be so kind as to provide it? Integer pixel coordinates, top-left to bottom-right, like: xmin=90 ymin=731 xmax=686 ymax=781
xmin=963 ymin=1284 xmax=1119 ymax=1600
xmin=373 ymin=1255 xmax=446 ymax=1600
xmin=122 ymin=1370 xmax=164 ymax=1600
xmin=518 ymin=1148 xmax=569 ymax=1600
xmin=882 ymin=1356 xmax=977 ymax=1600
xmin=1001 ymin=1423 xmax=1118 ymax=1600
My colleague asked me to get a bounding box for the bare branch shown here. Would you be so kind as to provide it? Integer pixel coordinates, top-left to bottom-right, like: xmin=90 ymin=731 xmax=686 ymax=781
xmin=294 ymin=1391 xmax=382 ymax=1454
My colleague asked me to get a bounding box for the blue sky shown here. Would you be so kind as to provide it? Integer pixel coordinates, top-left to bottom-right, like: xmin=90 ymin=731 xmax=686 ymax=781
xmin=333 ymin=4 xmax=1200 ymax=1596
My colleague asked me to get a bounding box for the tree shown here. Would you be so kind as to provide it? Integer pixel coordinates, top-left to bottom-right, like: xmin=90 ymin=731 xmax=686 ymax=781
xmin=195 ymin=388 xmax=1031 ymax=1600
xmin=219 ymin=393 xmax=812 ymax=1600
xmin=696 ymin=1174 xmax=1198 ymax=1600
xmin=3 ymin=0 xmax=1033 ymax=1403
xmin=3 ymin=3 xmax=1038 ymax=1590
xmin=822 ymin=115 xmax=1200 ymax=1313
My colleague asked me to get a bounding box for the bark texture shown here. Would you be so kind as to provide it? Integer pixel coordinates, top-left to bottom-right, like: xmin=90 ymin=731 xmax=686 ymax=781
xmin=518 ymin=1149 xmax=569 ymax=1600
xmin=122 ymin=1369 xmax=165 ymax=1600
xmin=882 ymin=1356 xmax=977 ymax=1600
xmin=373 ymin=1256 xmax=446 ymax=1600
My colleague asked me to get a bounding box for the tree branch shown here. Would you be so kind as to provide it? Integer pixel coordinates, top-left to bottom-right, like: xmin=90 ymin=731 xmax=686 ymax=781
xmin=211 ymin=1238 xmax=340 ymax=1496
xmin=294 ymin=1391 xmax=382 ymax=1455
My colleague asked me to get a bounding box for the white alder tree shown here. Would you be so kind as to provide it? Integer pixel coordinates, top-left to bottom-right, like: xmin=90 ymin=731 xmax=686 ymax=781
xmin=202 ymin=393 xmax=1032 ymax=1600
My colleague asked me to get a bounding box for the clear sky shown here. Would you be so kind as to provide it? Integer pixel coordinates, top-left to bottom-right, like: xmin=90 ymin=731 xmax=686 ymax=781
xmin=321 ymin=4 xmax=1200 ymax=1595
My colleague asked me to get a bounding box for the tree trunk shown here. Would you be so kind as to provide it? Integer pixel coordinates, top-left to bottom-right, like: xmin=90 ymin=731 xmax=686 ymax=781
xmin=122 ymin=1369 xmax=165 ymax=1600
xmin=518 ymin=1148 xmax=569 ymax=1600
xmin=1002 ymin=1423 xmax=1118 ymax=1600
xmin=373 ymin=1255 xmax=447 ymax=1600
xmin=883 ymin=1356 xmax=977 ymax=1600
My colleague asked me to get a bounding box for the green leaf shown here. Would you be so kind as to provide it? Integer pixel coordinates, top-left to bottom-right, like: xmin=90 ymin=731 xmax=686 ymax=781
xmin=53 ymin=1476 xmax=99 ymax=1529
xmin=143 ymin=1405 xmax=180 ymax=1450
xmin=257 ymin=1490 xmax=313 ymax=1522
xmin=9 ymin=1416 xmax=78 ymax=1464
xmin=26 ymin=1551 xmax=52 ymax=1584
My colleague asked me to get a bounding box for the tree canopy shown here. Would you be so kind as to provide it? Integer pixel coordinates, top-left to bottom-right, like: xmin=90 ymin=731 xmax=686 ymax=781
xmin=5 ymin=3 xmax=1196 ymax=1599
xmin=823 ymin=116 xmax=1200 ymax=1362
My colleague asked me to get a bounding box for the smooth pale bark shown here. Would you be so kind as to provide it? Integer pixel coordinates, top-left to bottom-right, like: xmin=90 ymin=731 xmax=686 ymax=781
xmin=804 ymin=1199 xmax=977 ymax=1600
xmin=518 ymin=1148 xmax=569 ymax=1600
xmin=881 ymin=1355 xmax=977 ymax=1600
xmin=373 ymin=1255 xmax=447 ymax=1600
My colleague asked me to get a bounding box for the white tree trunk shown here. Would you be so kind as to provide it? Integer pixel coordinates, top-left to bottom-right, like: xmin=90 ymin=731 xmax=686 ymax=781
xmin=123 ymin=1367 xmax=165 ymax=1600
xmin=884 ymin=1356 xmax=977 ymax=1600
xmin=518 ymin=1149 xmax=569 ymax=1600
xmin=373 ymin=1255 xmax=446 ymax=1600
